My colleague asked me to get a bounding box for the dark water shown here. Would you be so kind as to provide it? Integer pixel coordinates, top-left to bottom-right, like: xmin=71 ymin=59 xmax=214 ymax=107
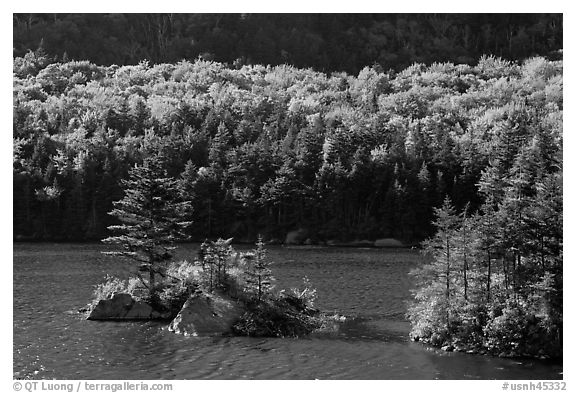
xmin=13 ymin=243 xmax=562 ymax=380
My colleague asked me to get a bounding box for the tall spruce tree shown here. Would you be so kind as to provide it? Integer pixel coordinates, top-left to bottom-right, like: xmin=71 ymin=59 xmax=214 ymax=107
xmin=419 ymin=196 xmax=461 ymax=329
xmin=243 ymin=235 xmax=275 ymax=301
xmin=102 ymin=154 xmax=192 ymax=300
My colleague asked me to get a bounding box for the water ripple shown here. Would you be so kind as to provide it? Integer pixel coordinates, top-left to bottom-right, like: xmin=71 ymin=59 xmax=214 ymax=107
xmin=13 ymin=243 xmax=561 ymax=380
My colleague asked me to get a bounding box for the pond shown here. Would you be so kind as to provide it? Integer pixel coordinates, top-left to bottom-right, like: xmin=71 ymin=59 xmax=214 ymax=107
xmin=13 ymin=243 xmax=562 ymax=379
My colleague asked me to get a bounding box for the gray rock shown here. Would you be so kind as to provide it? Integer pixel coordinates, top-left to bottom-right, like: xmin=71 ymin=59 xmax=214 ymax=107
xmin=327 ymin=239 xmax=374 ymax=247
xmin=87 ymin=293 xmax=132 ymax=320
xmin=168 ymin=291 xmax=245 ymax=337
xmin=341 ymin=239 xmax=374 ymax=247
xmin=285 ymin=229 xmax=308 ymax=245
xmin=374 ymin=238 xmax=404 ymax=248
xmin=124 ymin=302 xmax=156 ymax=319
xmin=87 ymin=293 xmax=169 ymax=320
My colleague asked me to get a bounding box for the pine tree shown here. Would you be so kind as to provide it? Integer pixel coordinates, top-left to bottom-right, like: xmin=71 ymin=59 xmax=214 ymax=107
xmin=102 ymin=154 xmax=192 ymax=300
xmin=208 ymin=122 xmax=231 ymax=169
xmin=130 ymin=98 xmax=150 ymax=136
xmin=421 ymin=196 xmax=460 ymax=328
xmin=453 ymin=203 xmax=475 ymax=302
xmin=198 ymin=238 xmax=234 ymax=292
xmin=243 ymin=235 xmax=275 ymax=301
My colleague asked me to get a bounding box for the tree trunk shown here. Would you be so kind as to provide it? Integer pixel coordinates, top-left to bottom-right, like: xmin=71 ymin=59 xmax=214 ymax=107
xmin=207 ymin=198 xmax=212 ymax=236
xmin=446 ymin=236 xmax=450 ymax=329
xmin=149 ymin=263 xmax=156 ymax=298
xmin=463 ymin=252 xmax=468 ymax=302
xmin=462 ymin=221 xmax=468 ymax=302
xmin=503 ymin=257 xmax=509 ymax=298
xmin=487 ymin=250 xmax=491 ymax=302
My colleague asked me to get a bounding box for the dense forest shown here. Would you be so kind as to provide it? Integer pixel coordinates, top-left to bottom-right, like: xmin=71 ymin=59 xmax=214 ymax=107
xmin=13 ymin=50 xmax=562 ymax=244
xmin=13 ymin=14 xmax=563 ymax=74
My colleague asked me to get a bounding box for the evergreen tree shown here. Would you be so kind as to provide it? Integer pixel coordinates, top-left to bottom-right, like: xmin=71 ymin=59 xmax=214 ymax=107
xmin=197 ymin=237 xmax=234 ymax=292
xmin=130 ymin=98 xmax=150 ymax=136
xmin=243 ymin=235 xmax=275 ymax=301
xmin=415 ymin=197 xmax=460 ymax=331
xmin=102 ymin=154 xmax=192 ymax=300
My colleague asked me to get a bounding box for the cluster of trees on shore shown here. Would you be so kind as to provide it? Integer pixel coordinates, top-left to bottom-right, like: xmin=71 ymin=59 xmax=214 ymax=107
xmin=13 ymin=14 xmax=562 ymax=74
xmin=409 ymin=189 xmax=561 ymax=357
xmin=13 ymin=51 xmax=562 ymax=243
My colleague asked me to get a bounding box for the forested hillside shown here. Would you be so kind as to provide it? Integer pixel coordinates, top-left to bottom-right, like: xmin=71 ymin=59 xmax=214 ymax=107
xmin=13 ymin=52 xmax=562 ymax=243
xmin=13 ymin=14 xmax=562 ymax=74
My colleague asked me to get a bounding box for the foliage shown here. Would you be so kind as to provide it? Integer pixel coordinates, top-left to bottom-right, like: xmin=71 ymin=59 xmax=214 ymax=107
xmin=287 ymin=276 xmax=317 ymax=308
xmin=125 ymin=277 xmax=149 ymax=301
xmin=165 ymin=259 xmax=201 ymax=287
xmin=90 ymin=260 xmax=199 ymax=314
xmin=155 ymin=260 xmax=200 ymax=314
xmin=13 ymin=56 xmax=562 ymax=246
xmin=482 ymin=299 xmax=561 ymax=356
xmin=231 ymin=293 xmax=323 ymax=337
xmin=91 ymin=275 xmax=128 ymax=306
xmin=91 ymin=275 xmax=152 ymax=306
xmin=13 ymin=45 xmax=53 ymax=78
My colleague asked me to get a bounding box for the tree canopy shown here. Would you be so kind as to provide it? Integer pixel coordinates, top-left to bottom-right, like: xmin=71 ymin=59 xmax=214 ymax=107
xmin=13 ymin=54 xmax=562 ymax=244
